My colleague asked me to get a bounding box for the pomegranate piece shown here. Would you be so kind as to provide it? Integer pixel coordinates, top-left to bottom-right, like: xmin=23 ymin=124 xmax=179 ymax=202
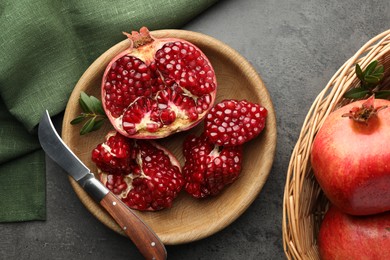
xmin=91 ymin=132 xmax=137 ymax=175
xmin=92 ymin=131 xmax=184 ymax=211
xmin=102 ymin=27 xmax=217 ymax=139
xmin=182 ymin=134 xmax=243 ymax=198
xmin=204 ymin=99 xmax=267 ymax=146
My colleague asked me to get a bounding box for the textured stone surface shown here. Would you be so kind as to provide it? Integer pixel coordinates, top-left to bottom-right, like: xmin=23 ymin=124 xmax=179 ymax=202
xmin=1 ymin=0 xmax=389 ymax=259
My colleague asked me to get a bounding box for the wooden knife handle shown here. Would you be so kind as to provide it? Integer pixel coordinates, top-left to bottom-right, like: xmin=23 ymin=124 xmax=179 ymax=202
xmin=100 ymin=192 xmax=167 ymax=260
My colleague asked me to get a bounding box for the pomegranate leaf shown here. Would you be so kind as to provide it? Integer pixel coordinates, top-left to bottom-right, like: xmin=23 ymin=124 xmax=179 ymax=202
xmin=80 ymin=91 xmax=95 ymax=113
xmin=344 ymin=60 xmax=384 ymax=99
xmin=364 ymin=75 xmax=382 ymax=85
xmin=373 ymin=65 xmax=384 ymax=75
xmin=79 ymin=95 xmax=89 ymax=113
xmin=344 ymin=88 xmax=370 ymax=99
xmin=375 ymin=90 xmax=390 ymax=99
xmin=91 ymin=119 xmax=105 ymax=131
xmin=355 ymin=64 xmax=364 ymax=81
xmin=71 ymin=92 xmax=107 ymax=135
xmin=360 ymin=60 xmax=384 ymax=89
xmin=70 ymin=115 xmax=86 ymax=125
xmin=80 ymin=117 xmax=96 ymax=135
xmin=89 ymin=96 xmax=106 ymax=116
xmin=364 ymin=60 xmax=378 ymax=76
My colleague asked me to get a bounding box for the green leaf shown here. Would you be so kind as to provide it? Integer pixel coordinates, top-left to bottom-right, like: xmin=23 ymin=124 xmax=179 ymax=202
xmin=70 ymin=115 xmax=86 ymax=125
xmin=355 ymin=64 xmax=364 ymax=81
xmin=370 ymin=69 xmax=384 ymax=83
xmin=373 ymin=65 xmax=384 ymax=74
xmin=91 ymin=119 xmax=105 ymax=131
xmin=80 ymin=91 xmax=95 ymax=113
xmin=349 ymin=60 xmax=385 ymax=100
xmin=80 ymin=117 xmax=96 ymax=135
xmin=72 ymin=92 xmax=107 ymax=135
xmin=79 ymin=95 xmax=89 ymax=112
xmin=364 ymin=75 xmax=381 ymax=84
xmin=344 ymin=88 xmax=370 ymax=99
xmin=364 ymin=60 xmax=378 ymax=76
xmin=90 ymin=95 xmax=106 ymax=116
xmin=371 ymin=73 xmax=384 ymax=80
xmin=375 ymin=90 xmax=390 ymax=99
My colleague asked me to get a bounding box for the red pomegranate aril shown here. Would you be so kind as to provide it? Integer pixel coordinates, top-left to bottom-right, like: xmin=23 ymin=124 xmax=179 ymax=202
xmin=183 ymin=134 xmax=243 ymax=198
xmin=205 ymin=99 xmax=267 ymax=146
xmin=91 ymin=132 xmax=136 ymax=175
xmin=159 ymin=109 xmax=175 ymax=125
xmin=106 ymin=174 xmax=128 ymax=195
xmin=102 ymin=27 xmax=217 ymax=139
xmin=93 ymin=131 xmax=183 ymax=211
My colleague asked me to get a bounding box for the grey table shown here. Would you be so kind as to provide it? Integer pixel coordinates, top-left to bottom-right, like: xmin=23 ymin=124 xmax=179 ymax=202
xmin=1 ymin=0 xmax=389 ymax=259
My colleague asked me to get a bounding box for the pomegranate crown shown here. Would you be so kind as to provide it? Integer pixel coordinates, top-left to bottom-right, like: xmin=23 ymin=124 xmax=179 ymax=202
xmin=123 ymin=26 xmax=154 ymax=48
xmin=341 ymin=95 xmax=388 ymax=124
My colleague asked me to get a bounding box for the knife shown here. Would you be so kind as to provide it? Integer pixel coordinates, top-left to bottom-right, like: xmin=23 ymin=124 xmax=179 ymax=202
xmin=38 ymin=110 xmax=167 ymax=260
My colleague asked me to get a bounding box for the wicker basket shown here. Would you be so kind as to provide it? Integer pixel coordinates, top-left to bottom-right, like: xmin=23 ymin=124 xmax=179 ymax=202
xmin=282 ymin=29 xmax=390 ymax=260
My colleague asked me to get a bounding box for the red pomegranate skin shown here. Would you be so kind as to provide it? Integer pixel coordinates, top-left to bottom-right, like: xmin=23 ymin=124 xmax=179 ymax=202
xmin=311 ymin=98 xmax=390 ymax=215
xmin=318 ymin=206 xmax=390 ymax=260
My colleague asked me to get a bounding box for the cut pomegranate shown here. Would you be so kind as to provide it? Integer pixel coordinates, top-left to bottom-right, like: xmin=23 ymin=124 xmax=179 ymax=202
xmin=204 ymin=99 xmax=267 ymax=146
xmin=92 ymin=131 xmax=184 ymax=211
xmin=91 ymin=132 xmax=137 ymax=175
xmin=102 ymin=27 xmax=217 ymax=139
xmin=182 ymin=134 xmax=243 ymax=198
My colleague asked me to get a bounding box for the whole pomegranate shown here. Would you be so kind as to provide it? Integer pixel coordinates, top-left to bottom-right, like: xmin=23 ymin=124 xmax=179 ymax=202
xmin=92 ymin=131 xmax=184 ymax=211
xmin=311 ymin=96 xmax=390 ymax=215
xmin=318 ymin=206 xmax=390 ymax=260
xmin=102 ymin=27 xmax=217 ymax=139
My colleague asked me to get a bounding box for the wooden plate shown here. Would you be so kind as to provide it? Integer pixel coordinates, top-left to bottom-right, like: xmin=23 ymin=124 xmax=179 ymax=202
xmin=62 ymin=29 xmax=277 ymax=245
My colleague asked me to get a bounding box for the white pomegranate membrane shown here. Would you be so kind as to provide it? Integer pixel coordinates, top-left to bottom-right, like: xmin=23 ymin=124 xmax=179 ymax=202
xmin=102 ymin=27 xmax=217 ymax=139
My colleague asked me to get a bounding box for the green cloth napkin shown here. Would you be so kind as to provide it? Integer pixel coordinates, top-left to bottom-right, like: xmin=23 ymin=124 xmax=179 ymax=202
xmin=0 ymin=0 xmax=217 ymax=222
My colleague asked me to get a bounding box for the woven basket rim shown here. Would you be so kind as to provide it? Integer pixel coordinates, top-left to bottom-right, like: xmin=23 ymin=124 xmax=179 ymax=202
xmin=282 ymin=29 xmax=390 ymax=260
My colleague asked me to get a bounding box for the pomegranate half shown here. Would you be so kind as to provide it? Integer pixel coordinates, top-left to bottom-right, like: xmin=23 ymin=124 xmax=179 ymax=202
xmin=102 ymin=27 xmax=217 ymax=139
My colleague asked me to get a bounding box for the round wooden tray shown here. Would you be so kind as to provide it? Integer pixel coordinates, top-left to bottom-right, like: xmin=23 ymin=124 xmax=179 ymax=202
xmin=62 ymin=29 xmax=277 ymax=245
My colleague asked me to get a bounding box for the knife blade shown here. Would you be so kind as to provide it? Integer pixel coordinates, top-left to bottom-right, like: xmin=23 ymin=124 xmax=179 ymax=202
xmin=38 ymin=110 xmax=167 ymax=260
